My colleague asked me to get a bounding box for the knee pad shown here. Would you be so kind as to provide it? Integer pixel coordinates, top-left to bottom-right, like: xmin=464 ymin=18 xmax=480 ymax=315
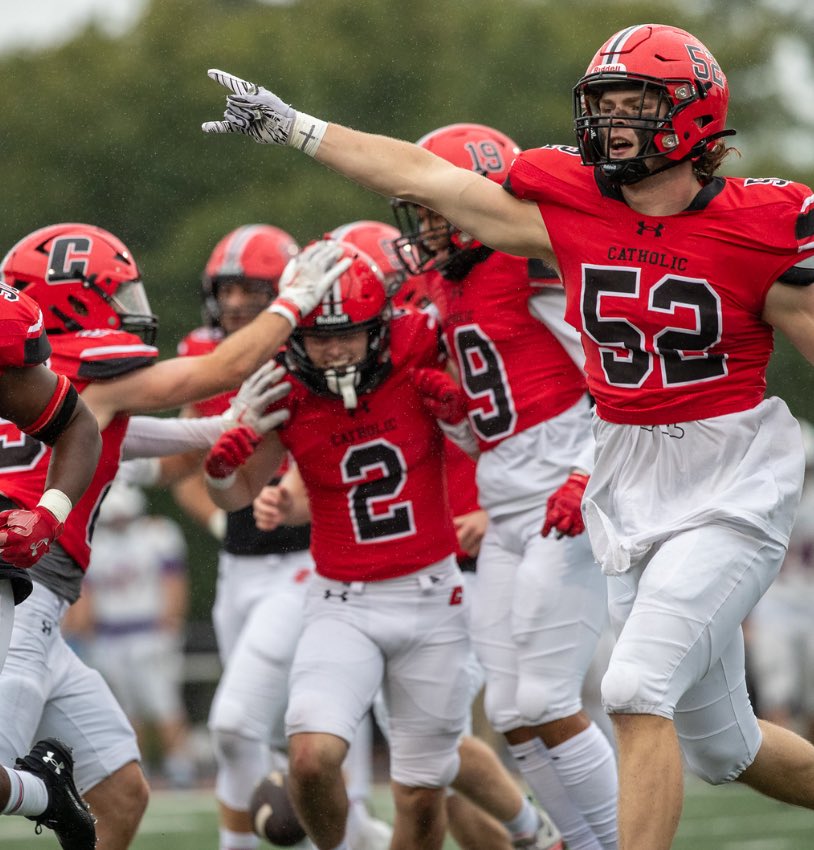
xmin=211 ymin=728 xmax=270 ymax=810
xmin=516 ymin=676 xmax=581 ymax=726
xmin=601 ymin=660 xmax=655 ymax=714
xmin=388 ymin=729 xmax=461 ymax=788
xmin=482 ymin=680 xmax=523 ymax=734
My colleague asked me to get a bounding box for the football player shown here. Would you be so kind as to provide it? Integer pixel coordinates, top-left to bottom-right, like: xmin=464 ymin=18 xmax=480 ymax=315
xmin=203 ymin=23 xmax=814 ymax=850
xmin=204 ymin=241 xmax=474 ymax=850
xmin=0 ymin=223 xmax=347 ymax=850
xmin=0 ymin=282 xmax=100 ymax=849
xmin=153 ymin=223 xmax=391 ymax=850
xmin=254 ymin=220 xmax=563 ymax=850
xmin=391 ymin=122 xmax=617 ymax=850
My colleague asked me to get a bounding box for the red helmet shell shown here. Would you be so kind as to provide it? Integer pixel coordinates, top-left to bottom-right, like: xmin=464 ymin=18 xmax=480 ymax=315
xmin=202 ymin=224 xmax=299 ymax=327
xmin=0 ymin=222 xmax=156 ymax=342
xmin=576 ymin=24 xmax=729 ymax=163
xmin=298 ymin=241 xmax=389 ymax=332
xmin=416 ymin=123 xmax=521 ymax=183
xmin=327 ymin=220 xmax=404 ymax=296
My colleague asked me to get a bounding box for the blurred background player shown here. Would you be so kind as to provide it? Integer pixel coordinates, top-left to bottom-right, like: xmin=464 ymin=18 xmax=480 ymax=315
xmin=62 ymin=477 xmax=198 ymax=788
xmin=747 ymin=418 xmax=814 ymax=742
xmin=0 ymin=223 xmax=347 ymax=850
xmin=0 ymin=279 xmax=100 ymax=849
xmin=156 ymin=224 xmax=391 ymax=850
xmin=392 ymin=123 xmax=617 ymax=850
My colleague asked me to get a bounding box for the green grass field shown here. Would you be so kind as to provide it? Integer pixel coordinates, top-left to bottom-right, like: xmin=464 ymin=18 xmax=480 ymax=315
xmin=1 ymin=775 xmax=814 ymax=849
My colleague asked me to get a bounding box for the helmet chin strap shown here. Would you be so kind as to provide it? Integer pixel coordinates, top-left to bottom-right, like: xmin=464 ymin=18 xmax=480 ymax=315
xmin=325 ymin=367 xmax=360 ymax=409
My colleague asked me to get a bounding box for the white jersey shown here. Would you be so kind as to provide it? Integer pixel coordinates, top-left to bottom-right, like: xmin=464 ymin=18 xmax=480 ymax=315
xmin=85 ymin=517 xmax=187 ymax=629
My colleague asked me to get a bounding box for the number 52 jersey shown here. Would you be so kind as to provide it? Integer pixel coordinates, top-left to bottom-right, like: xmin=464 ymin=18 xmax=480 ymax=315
xmin=506 ymin=146 xmax=814 ymax=426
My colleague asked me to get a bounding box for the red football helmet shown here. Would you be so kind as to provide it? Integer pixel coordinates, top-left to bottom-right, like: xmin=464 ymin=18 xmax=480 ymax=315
xmin=391 ymin=123 xmax=521 ymax=279
xmin=326 ymin=220 xmax=405 ymax=296
xmin=202 ymin=224 xmax=299 ymax=328
xmin=573 ymin=24 xmax=732 ymax=184
xmin=286 ymin=240 xmax=392 ymax=408
xmin=0 ymin=223 xmax=157 ymax=344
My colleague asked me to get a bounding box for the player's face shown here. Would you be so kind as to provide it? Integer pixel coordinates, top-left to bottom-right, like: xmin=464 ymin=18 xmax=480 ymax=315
xmin=594 ymin=85 xmax=666 ymax=161
xmin=217 ymin=279 xmax=274 ymax=334
xmin=416 ymin=206 xmax=451 ymax=257
xmin=302 ymin=329 xmax=369 ymax=369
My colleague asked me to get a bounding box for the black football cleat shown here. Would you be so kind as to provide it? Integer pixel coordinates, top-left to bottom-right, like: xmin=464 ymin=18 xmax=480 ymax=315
xmin=15 ymin=737 xmax=96 ymax=849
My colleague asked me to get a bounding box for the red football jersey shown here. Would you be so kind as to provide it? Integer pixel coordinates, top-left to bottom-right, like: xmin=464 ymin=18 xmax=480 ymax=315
xmin=507 ymin=146 xmax=814 ymax=425
xmin=429 ymin=252 xmax=586 ymax=451
xmin=0 ymin=284 xmax=51 ymax=371
xmin=444 ymin=440 xmax=480 ymax=563
xmin=275 ymin=310 xmax=457 ymax=581
xmin=177 ymin=326 xmax=234 ymax=417
xmin=0 ymin=330 xmax=157 ymax=569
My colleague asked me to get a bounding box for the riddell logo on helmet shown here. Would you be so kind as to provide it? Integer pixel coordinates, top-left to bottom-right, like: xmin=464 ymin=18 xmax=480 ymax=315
xmin=593 ymin=63 xmax=627 ymax=74
xmin=314 ymin=314 xmax=350 ymax=326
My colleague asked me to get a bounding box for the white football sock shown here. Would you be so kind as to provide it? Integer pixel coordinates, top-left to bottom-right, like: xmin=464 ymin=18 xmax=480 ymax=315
xmin=0 ymin=766 xmax=48 ymax=817
xmin=509 ymin=738 xmax=601 ymax=850
xmin=547 ymin=723 xmax=618 ymax=850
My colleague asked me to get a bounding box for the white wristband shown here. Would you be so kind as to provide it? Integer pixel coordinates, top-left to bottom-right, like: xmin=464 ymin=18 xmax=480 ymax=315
xmin=38 ymin=489 xmax=72 ymax=524
xmin=205 ymin=471 xmax=237 ymax=491
xmin=207 ymin=509 xmax=227 ymax=541
xmin=288 ymin=112 xmax=327 ymax=157
xmin=267 ymin=299 xmax=299 ymax=329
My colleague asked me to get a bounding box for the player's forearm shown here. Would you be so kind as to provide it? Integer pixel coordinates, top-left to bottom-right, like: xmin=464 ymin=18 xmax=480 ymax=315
xmin=44 ymin=399 xmax=102 ymax=505
xmin=315 ymin=124 xmax=444 ymax=204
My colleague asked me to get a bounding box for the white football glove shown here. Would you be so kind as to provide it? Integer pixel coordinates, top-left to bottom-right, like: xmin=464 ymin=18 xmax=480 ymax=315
xmin=223 ymin=361 xmax=291 ymax=434
xmin=202 ymin=69 xmax=326 ymax=155
xmin=269 ymin=240 xmax=352 ymax=328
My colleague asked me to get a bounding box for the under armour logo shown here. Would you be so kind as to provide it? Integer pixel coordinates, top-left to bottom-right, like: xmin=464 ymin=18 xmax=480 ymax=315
xmin=41 ymin=620 xmax=52 ymax=635
xmin=636 ymin=221 xmax=664 ymax=237
xmin=42 ymin=751 xmax=65 ymax=775
xmin=324 ymin=589 xmax=349 ymax=602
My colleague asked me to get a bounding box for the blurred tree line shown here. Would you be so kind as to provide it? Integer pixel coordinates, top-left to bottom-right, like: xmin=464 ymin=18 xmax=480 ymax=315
xmin=1 ymin=0 xmax=812 ymax=616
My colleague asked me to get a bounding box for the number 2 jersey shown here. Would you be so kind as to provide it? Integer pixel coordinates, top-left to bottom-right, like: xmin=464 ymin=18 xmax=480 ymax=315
xmin=0 ymin=330 xmax=157 ymax=580
xmin=506 ymin=146 xmax=814 ymax=426
xmin=273 ymin=309 xmax=457 ymax=582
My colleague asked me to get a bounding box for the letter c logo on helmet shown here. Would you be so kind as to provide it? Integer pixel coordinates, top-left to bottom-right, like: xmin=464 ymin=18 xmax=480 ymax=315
xmin=0 ymin=223 xmax=158 ymax=344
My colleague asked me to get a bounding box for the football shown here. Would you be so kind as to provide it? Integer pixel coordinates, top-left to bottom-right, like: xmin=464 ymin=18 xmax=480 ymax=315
xmin=249 ymin=770 xmax=307 ymax=847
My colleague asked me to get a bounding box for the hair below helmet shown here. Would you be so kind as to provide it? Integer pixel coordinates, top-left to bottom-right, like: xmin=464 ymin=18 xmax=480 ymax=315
xmin=202 ymin=224 xmax=299 ymax=328
xmin=286 ymin=241 xmax=392 ymax=409
xmin=0 ymin=223 xmax=157 ymax=343
xmin=573 ymin=24 xmax=732 ymax=185
xmin=392 ymin=123 xmax=520 ymax=279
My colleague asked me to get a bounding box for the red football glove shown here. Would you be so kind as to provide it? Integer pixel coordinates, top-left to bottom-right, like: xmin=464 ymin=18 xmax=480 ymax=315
xmin=412 ymin=368 xmax=468 ymax=425
xmin=541 ymin=471 xmax=589 ymax=539
xmin=205 ymin=426 xmax=263 ymax=482
xmin=0 ymin=507 xmax=63 ymax=568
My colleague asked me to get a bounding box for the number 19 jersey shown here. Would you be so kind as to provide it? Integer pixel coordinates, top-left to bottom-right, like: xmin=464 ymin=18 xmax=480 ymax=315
xmin=506 ymin=146 xmax=814 ymax=426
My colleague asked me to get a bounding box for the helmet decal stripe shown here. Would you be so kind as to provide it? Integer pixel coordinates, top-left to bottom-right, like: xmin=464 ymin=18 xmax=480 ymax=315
xmin=602 ymin=24 xmax=648 ymax=66
xmin=217 ymin=225 xmax=263 ymax=277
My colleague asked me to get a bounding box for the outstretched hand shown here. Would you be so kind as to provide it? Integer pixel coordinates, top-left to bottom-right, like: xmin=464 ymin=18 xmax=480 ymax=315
xmin=202 ymin=69 xmax=297 ymax=145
